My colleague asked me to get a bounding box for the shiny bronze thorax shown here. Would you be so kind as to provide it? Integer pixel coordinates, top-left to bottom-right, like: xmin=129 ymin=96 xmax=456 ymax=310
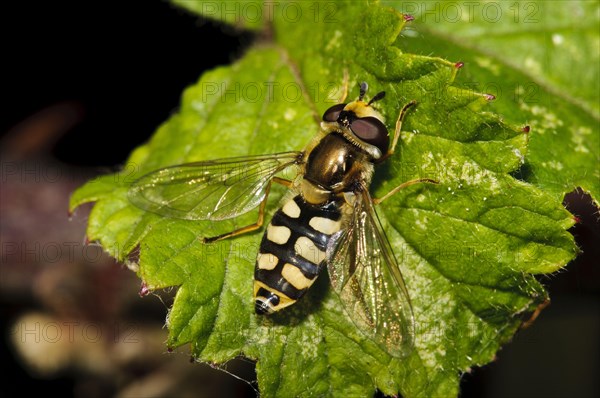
xmin=304 ymin=133 xmax=373 ymax=195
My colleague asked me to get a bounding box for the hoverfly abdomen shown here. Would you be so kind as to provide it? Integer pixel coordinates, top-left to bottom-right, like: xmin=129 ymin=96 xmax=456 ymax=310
xmin=254 ymin=195 xmax=343 ymax=314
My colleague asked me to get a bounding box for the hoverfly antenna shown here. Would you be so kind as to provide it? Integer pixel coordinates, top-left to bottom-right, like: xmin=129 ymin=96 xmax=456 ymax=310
xmin=368 ymin=91 xmax=386 ymax=105
xmin=359 ymin=82 xmax=368 ymax=101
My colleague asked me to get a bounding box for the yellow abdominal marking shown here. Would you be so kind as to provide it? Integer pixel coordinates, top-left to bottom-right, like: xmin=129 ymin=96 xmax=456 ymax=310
xmin=267 ymin=224 xmax=292 ymax=245
xmin=256 ymin=252 xmax=278 ymax=270
xmin=309 ymin=216 xmax=341 ymax=234
xmin=282 ymin=200 xmax=301 ymax=218
xmin=295 ymin=236 xmax=327 ymax=264
xmin=253 ymin=281 xmax=296 ymax=311
xmin=281 ymin=263 xmax=314 ymax=290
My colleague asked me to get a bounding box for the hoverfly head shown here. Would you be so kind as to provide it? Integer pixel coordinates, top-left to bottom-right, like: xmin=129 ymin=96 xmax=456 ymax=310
xmin=321 ymin=82 xmax=389 ymax=156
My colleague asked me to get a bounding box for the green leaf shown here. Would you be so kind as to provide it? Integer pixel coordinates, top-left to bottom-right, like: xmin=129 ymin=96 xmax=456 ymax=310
xmin=70 ymin=1 xmax=580 ymax=397
xmin=394 ymin=0 xmax=600 ymax=204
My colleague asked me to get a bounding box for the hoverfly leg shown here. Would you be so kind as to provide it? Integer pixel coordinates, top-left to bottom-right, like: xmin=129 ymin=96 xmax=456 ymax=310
xmin=372 ymin=178 xmax=438 ymax=205
xmin=271 ymin=176 xmax=293 ymax=188
xmin=376 ymin=100 xmax=417 ymax=164
xmin=201 ymin=177 xmax=293 ymax=243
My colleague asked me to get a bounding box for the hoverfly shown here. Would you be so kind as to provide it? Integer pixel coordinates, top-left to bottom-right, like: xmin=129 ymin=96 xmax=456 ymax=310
xmin=128 ymin=82 xmax=433 ymax=357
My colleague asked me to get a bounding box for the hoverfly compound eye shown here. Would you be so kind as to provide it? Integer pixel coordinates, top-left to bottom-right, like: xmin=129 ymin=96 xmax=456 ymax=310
xmin=350 ymin=117 xmax=390 ymax=153
xmin=322 ymin=103 xmax=347 ymax=122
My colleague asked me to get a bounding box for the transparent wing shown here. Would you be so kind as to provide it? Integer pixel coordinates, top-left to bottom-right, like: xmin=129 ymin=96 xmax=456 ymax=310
xmin=328 ymin=188 xmax=415 ymax=357
xmin=128 ymin=152 xmax=302 ymax=220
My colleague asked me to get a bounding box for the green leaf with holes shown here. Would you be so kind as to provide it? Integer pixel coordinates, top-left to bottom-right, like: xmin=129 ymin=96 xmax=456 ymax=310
xmin=70 ymin=1 xmax=579 ymax=397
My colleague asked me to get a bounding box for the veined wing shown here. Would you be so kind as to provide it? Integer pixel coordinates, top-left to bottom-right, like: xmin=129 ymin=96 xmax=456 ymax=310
xmin=128 ymin=152 xmax=302 ymax=220
xmin=328 ymin=188 xmax=415 ymax=357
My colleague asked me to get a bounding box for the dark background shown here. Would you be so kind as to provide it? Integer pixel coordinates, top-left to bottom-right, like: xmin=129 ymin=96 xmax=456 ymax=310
xmin=1 ymin=1 xmax=598 ymax=397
